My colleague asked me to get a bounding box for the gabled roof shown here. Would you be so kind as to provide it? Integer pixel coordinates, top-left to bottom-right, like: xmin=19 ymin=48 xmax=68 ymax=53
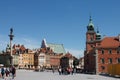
xmin=41 ymin=39 xmax=66 ymax=54
xmin=98 ymin=37 xmax=120 ymax=48
xmin=64 ymin=52 xmax=73 ymax=58
xmin=13 ymin=44 xmax=26 ymax=51
xmin=47 ymin=43 xmax=66 ymax=54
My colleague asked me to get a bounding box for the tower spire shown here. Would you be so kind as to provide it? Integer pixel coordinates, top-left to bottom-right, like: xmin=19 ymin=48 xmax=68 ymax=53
xmin=89 ymin=15 xmax=92 ymax=23
xmin=97 ymin=27 xmax=99 ymax=33
xmin=87 ymin=14 xmax=94 ymax=31
xmin=41 ymin=38 xmax=48 ymax=48
xmin=96 ymin=27 xmax=101 ymax=40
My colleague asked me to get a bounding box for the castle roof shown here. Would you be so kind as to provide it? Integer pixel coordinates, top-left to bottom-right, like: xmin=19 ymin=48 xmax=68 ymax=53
xmin=41 ymin=39 xmax=66 ymax=54
xmin=97 ymin=37 xmax=120 ymax=48
xmin=47 ymin=43 xmax=66 ymax=54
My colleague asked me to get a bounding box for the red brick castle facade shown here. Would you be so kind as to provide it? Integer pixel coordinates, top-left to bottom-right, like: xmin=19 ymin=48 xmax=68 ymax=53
xmin=84 ymin=16 xmax=120 ymax=74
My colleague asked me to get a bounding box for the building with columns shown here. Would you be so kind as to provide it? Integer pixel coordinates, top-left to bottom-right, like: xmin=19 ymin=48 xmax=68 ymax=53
xmin=84 ymin=16 xmax=120 ymax=74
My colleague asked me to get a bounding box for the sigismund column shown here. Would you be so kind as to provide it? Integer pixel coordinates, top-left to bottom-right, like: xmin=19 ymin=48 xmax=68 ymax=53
xmin=8 ymin=28 xmax=14 ymax=66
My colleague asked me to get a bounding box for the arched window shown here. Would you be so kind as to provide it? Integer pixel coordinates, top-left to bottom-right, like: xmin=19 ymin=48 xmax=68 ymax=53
xmin=117 ymin=46 xmax=120 ymax=54
xmin=101 ymin=58 xmax=104 ymax=64
xmin=108 ymin=58 xmax=112 ymax=64
xmin=101 ymin=49 xmax=104 ymax=54
xmin=117 ymin=58 xmax=120 ymax=63
xmin=108 ymin=49 xmax=112 ymax=54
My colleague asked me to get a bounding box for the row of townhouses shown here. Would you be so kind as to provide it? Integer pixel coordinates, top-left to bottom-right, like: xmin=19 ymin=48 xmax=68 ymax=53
xmin=0 ymin=39 xmax=83 ymax=70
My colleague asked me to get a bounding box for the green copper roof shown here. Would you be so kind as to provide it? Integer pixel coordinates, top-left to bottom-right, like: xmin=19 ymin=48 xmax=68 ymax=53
xmin=47 ymin=43 xmax=66 ymax=54
xmin=96 ymin=33 xmax=101 ymax=36
xmin=96 ymin=30 xmax=101 ymax=36
xmin=87 ymin=16 xmax=95 ymax=31
xmin=96 ymin=29 xmax=101 ymax=40
xmin=88 ymin=22 xmax=94 ymax=27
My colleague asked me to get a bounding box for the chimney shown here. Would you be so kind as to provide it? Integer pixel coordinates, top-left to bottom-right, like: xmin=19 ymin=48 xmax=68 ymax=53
xmin=118 ymin=34 xmax=120 ymax=41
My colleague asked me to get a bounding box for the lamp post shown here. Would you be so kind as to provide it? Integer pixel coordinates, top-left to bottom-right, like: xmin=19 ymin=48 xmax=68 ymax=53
xmin=8 ymin=28 xmax=14 ymax=66
xmin=95 ymin=49 xmax=98 ymax=74
xmin=93 ymin=48 xmax=98 ymax=74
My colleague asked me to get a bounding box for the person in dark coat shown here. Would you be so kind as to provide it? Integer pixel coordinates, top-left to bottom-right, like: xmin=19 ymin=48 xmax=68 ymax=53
xmin=1 ymin=67 xmax=5 ymax=79
xmin=11 ymin=66 xmax=16 ymax=79
xmin=5 ymin=68 xmax=10 ymax=77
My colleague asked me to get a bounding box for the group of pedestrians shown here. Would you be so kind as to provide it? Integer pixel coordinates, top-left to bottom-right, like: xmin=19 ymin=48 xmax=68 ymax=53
xmin=58 ymin=67 xmax=73 ymax=75
xmin=0 ymin=66 xmax=16 ymax=79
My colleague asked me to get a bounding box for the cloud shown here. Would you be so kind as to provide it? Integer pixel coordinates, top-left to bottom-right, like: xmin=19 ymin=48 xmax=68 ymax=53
xmin=0 ymin=34 xmax=84 ymax=58
xmin=13 ymin=37 xmax=40 ymax=49
xmin=65 ymin=48 xmax=84 ymax=58
xmin=0 ymin=34 xmax=41 ymax=51
xmin=0 ymin=34 xmax=9 ymax=51
xmin=22 ymin=38 xmax=31 ymax=43
xmin=0 ymin=41 xmax=8 ymax=51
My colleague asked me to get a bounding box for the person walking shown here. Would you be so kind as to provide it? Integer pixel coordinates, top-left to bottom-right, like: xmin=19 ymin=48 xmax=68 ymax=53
xmin=10 ymin=66 xmax=16 ymax=79
xmin=1 ymin=67 xmax=5 ymax=79
xmin=70 ymin=68 xmax=73 ymax=75
xmin=52 ymin=68 xmax=55 ymax=73
xmin=58 ymin=68 xmax=62 ymax=75
xmin=5 ymin=68 xmax=10 ymax=77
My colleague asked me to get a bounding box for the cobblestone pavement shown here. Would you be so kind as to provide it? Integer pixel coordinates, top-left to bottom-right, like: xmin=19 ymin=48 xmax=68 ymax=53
xmin=0 ymin=70 xmax=120 ymax=80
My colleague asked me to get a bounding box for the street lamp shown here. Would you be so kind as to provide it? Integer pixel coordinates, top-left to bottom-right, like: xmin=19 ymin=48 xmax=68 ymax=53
xmin=8 ymin=28 xmax=14 ymax=66
xmin=93 ymin=49 xmax=98 ymax=74
xmin=95 ymin=49 xmax=98 ymax=74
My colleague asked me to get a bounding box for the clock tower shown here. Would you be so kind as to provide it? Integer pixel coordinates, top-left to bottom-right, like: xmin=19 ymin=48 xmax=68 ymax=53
xmin=86 ymin=16 xmax=96 ymax=52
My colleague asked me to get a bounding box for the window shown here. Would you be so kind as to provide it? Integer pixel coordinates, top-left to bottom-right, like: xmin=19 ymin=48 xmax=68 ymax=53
xmin=117 ymin=58 xmax=120 ymax=63
xmin=101 ymin=58 xmax=105 ymax=64
xmin=97 ymin=43 xmax=101 ymax=46
xmin=108 ymin=49 xmax=112 ymax=54
xmin=101 ymin=49 xmax=104 ymax=54
xmin=117 ymin=50 xmax=120 ymax=54
xmin=40 ymin=56 xmax=44 ymax=59
xmin=91 ymin=45 xmax=93 ymax=48
xmin=90 ymin=38 xmax=93 ymax=41
xmin=101 ymin=66 xmax=105 ymax=70
xmin=90 ymin=34 xmax=94 ymax=41
xmin=108 ymin=58 xmax=112 ymax=64
xmin=117 ymin=46 xmax=120 ymax=54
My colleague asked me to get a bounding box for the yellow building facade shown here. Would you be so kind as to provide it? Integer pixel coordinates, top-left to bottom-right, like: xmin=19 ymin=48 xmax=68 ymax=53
xmin=22 ymin=53 xmax=34 ymax=69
